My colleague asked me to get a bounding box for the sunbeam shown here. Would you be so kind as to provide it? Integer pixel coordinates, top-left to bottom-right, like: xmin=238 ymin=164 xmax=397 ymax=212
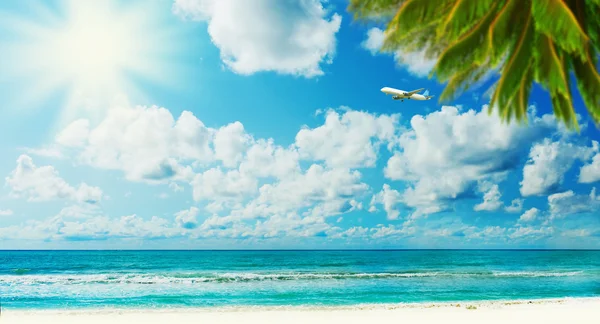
xmin=0 ymin=0 xmax=183 ymax=125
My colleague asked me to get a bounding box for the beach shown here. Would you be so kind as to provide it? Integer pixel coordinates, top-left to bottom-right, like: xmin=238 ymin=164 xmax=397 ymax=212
xmin=2 ymin=298 xmax=600 ymax=324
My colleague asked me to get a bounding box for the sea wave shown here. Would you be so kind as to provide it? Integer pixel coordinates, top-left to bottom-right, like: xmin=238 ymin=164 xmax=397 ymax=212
xmin=0 ymin=270 xmax=587 ymax=285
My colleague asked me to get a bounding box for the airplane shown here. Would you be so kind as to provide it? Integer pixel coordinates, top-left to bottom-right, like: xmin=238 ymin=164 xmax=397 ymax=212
xmin=381 ymin=87 xmax=434 ymax=101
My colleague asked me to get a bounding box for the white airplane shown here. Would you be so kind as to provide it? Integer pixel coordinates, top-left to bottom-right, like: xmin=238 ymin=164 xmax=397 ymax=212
xmin=381 ymin=87 xmax=434 ymax=101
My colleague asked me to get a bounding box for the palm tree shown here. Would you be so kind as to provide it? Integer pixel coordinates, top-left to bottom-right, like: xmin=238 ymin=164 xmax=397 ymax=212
xmin=348 ymin=0 xmax=600 ymax=130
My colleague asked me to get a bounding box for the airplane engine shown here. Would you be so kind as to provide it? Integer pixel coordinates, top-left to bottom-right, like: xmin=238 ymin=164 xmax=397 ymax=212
xmin=392 ymin=95 xmax=400 ymax=100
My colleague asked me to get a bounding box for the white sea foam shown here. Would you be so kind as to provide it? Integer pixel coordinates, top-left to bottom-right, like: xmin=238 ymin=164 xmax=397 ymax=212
xmin=0 ymin=270 xmax=587 ymax=286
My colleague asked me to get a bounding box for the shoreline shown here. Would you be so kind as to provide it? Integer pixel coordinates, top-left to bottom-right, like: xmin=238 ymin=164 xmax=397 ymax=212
xmin=2 ymin=298 xmax=599 ymax=324
xmin=3 ymin=296 xmax=599 ymax=314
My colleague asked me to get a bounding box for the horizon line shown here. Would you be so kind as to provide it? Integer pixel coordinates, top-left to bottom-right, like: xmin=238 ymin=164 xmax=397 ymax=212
xmin=1 ymin=249 xmax=599 ymax=252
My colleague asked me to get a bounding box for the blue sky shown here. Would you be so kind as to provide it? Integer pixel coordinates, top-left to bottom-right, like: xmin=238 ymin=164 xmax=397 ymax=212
xmin=1 ymin=0 xmax=599 ymax=249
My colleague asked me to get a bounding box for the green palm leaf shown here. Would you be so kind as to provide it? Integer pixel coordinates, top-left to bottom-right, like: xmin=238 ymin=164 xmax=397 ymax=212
xmin=436 ymin=0 xmax=497 ymax=43
xmin=489 ymin=9 xmax=535 ymax=119
xmin=433 ymin=2 xmax=500 ymax=82
xmin=531 ymin=0 xmax=588 ymax=60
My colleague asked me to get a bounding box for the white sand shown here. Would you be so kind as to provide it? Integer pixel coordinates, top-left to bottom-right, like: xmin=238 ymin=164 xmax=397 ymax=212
xmin=2 ymin=298 xmax=599 ymax=324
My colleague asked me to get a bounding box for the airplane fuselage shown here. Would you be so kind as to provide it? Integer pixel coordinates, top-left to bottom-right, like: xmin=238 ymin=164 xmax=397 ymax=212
xmin=381 ymin=87 xmax=430 ymax=101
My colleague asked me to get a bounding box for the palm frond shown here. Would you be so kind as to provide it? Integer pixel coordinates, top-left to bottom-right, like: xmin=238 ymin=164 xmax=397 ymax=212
xmin=347 ymin=0 xmax=405 ymax=20
xmin=515 ymin=62 xmax=535 ymax=123
xmin=386 ymin=0 xmax=454 ymax=36
xmin=487 ymin=0 xmax=526 ymax=66
xmin=489 ymin=8 xmax=535 ymax=118
xmin=438 ymin=63 xmax=490 ymax=102
xmin=501 ymin=61 xmax=534 ymax=124
xmin=572 ymin=49 xmax=600 ymax=124
xmin=437 ymin=0 xmax=499 ymax=43
xmin=553 ymin=52 xmax=579 ymax=130
xmin=531 ymin=0 xmax=589 ymax=60
xmin=433 ymin=2 xmax=500 ymax=82
xmin=534 ymin=35 xmax=571 ymax=95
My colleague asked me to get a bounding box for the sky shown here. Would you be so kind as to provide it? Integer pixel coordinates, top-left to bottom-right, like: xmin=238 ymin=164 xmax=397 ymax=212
xmin=0 ymin=0 xmax=599 ymax=250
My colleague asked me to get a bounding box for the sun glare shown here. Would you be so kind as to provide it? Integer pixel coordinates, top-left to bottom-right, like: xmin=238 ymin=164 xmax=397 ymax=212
xmin=1 ymin=0 xmax=181 ymax=124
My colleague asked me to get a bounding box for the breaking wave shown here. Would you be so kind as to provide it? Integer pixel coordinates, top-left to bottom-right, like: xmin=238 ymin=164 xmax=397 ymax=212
xmin=0 ymin=270 xmax=586 ymax=286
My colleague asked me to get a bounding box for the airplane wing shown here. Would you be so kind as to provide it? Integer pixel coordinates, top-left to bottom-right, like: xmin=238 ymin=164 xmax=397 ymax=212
xmin=406 ymin=88 xmax=425 ymax=95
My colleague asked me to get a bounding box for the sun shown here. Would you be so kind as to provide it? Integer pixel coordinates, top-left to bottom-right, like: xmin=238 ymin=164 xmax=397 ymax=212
xmin=1 ymin=0 xmax=182 ymax=124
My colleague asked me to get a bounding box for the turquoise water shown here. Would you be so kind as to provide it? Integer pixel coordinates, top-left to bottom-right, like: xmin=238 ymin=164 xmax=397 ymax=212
xmin=1 ymin=250 xmax=599 ymax=310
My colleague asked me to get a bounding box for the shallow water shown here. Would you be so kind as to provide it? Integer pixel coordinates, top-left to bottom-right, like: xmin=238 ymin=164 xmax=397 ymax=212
xmin=1 ymin=250 xmax=599 ymax=309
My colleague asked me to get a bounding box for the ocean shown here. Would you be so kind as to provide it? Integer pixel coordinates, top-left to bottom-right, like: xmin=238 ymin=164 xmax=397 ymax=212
xmin=1 ymin=250 xmax=599 ymax=310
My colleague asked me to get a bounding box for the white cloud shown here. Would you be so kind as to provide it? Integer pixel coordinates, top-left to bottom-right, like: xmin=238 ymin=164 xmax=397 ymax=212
xmin=55 ymin=119 xmax=90 ymax=147
xmin=332 ymin=224 xmax=414 ymax=240
xmin=5 ymin=155 xmax=103 ymax=203
xmin=518 ymin=208 xmax=539 ymax=223
xmin=579 ymin=150 xmax=600 ymax=183
xmin=0 ymin=202 xmax=179 ymax=242
xmin=175 ymin=206 xmax=200 ymax=229
xmin=361 ymin=27 xmax=385 ymax=55
xmin=239 ymin=138 xmax=300 ymax=179
xmin=0 ymin=209 xmax=13 ymax=216
xmin=21 ymin=146 xmax=64 ymax=159
xmin=474 ymin=182 xmax=503 ymax=212
xmin=295 ymin=109 xmax=400 ymax=168
xmin=547 ymin=188 xmax=600 ymax=219
xmin=520 ymin=139 xmax=597 ymax=196
xmin=369 ymin=184 xmax=402 ymax=220
xmin=192 ymin=167 xmax=257 ymax=202
xmin=504 ymin=198 xmax=524 ymax=213
xmin=20 ymin=99 xmax=600 ymax=247
xmin=187 ymin=162 xmax=368 ymax=242
xmin=238 ymin=164 xmax=369 ymax=219
xmin=509 ymin=226 xmax=554 ymax=240
xmin=172 ymin=0 xmax=342 ymax=78
xmin=384 ymin=105 xmax=558 ymax=217
xmin=56 ymin=104 xmax=212 ymax=183
xmin=214 ymin=121 xmax=251 ymax=168
xmin=361 ymin=27 xmax=436 ymax=78
xmin=194 ymin=212 xmax=336 ymax=240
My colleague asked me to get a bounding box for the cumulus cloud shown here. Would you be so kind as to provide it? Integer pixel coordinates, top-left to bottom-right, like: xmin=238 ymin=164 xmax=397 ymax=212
xmin=579 ymin=151 xmax=600 ymax=184
xmin=5 ymin=155 xmax=103 ymax=203
xmin=172 ymin=0 xmax=342 ymax=77
xmin=504 ymin=199 xmax=524 ymax=213
xmin=175 ymin=206 xmax=200 ymax=229
xmin=520 ymin=139 xmax=598 ymax=196
xmin=547 ymin=188 xmax=600 ymax=219
xmin=235 ymin=164 xmax=369 ymax=219
xmin=295 ymin=109 xmax=400 ymax=168
xmin=473 ymin=182 xmax=503 ymax=212
xmin=361 ymin=27 xmax=436 ymax=78
xmin=239 ymin=139 xmax=300 ymax=179
xmin=0 ymin=209 xmax=13 ymax=216
xmin=213 ymin=121 xmax=251 ymax=168
xmin=518 ymin=208 xmax=539 ymax=223
xmin=15 ymin=98 xmax=600 ymax=247
xmin=509 ymin=226 xmax=554 ymax=240
xmin=0 ymin=202 xmax=179 ymax=242
xmin=384 ymin=105 xmax=558 ymax=217
xmin=369 ymin=184 xmax=402 ymax=220
xmin=192 ymin=167 xmax=257 ymax=202
xmin=56 ymin=104 xmax=212 ymax=183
